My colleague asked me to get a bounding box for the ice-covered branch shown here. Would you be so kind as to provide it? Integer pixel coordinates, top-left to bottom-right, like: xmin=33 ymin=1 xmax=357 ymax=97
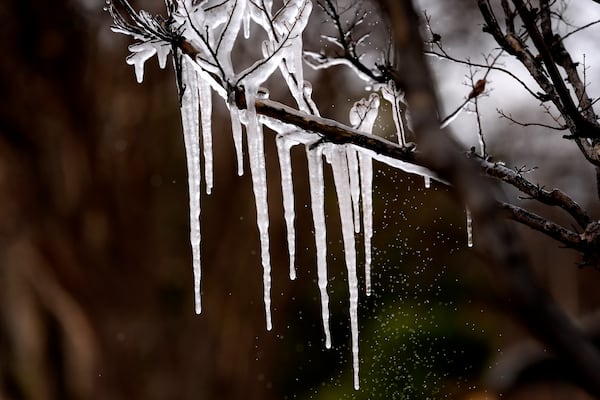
xmin=304 ymin=0 xmax=387 ymax=84
xmin=240 ymin=91 xmax=418 ymax=161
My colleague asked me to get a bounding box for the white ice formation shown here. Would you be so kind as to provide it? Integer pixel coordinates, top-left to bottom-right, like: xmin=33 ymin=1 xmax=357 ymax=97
xmin=179 ymin=57 xmax=203 ymax=314
xmin=112 ymin=0 xmax=446 ymax=391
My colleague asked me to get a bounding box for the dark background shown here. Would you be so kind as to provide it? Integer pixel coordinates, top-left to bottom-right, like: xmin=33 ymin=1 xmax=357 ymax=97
xmin=0 ymin=1 xmax=598 ymax=399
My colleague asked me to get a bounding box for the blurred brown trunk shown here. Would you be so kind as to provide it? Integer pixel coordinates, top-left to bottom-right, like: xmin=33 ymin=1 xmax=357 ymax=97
xmin=0 ymin=1 xmax=282 ymax=399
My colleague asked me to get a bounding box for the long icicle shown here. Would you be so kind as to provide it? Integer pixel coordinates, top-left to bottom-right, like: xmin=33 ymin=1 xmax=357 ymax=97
xmin=326 ymin=145 xmax=360 ymax=390
xmin=276 ymin=134 xmax=297 ymax=280
xmin=199 ymin=77 xmax=213 ymax=194
xmin=358 ymin=150 xmax=373 ymax=296
xmin=346 ymin=147 xmax=361 ymax=233
xmin=245 ymin=84 xmax=272 ymax=331
xmin=230 ymin=105 xmax=245 ymax=176
xmin=307 ymin=145 xmax=332 ymax=349
xmin=180 ymin=57 xmax=203 ymax=314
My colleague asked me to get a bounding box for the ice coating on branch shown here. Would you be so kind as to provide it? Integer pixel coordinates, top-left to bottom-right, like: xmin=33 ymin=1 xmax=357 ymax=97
xmin=180 ymin=58 xmax=203 ymax=314
xmin=358 ymin=151 xmax=373 ymax=296
xmin=172 ymin=1 xmax=233 ymax=79
xmin=197 ymin=0 xmax=232 ymax=33
xmin=380 ymin=81 xmax=407 ymax=145
xmin=245 ymin=0 xmax=272 ymax=36
xmin=347 ymin=94 xmax=380 ymax=234
xmin=302 ymin=81 xmax=320 ymax=116
xmin=187 ymin=60 xmax=228 ymax=99
xmin=320 ymin=34 xmax=344 ymax=49
xmin=304 ymin=51 xmax=374 ymax=82
xmin=216 ymin=0 xmax=247 ymax=77
xmin=349 ymin=94 xmax=379 ymax=131
xmin=281 ymin=36 xmax=307 ymax=110
xmin=307 ymin=145 xmax=332 ymax=349
xmin=243 ymin=10 xmax=251 ymax=39
xmin=270 ymin=0 xmax=313 ymax=111
xmin=186 ymin=0 xmax=252 ymax=175
xmin=276 ymin=134 xmax=297 ymax=280
xmin=287 ymin=37 xmax=303 ymax=85
xmin=199 ymin=77 xmax=214 ymax=194
xmin=272 ymin=0 xmax=310 ymax=36
xmin=126 ymin=41 xmax=171 ymax=83
xmin=370 ymin=152 xmax=444 ymax=185
xmin=324 ymin=145 xmax=360 ymax=390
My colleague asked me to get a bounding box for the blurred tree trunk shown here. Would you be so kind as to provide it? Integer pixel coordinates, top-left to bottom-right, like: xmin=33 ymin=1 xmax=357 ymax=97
xmin=0 ymin=1 xmax=282 ymax=399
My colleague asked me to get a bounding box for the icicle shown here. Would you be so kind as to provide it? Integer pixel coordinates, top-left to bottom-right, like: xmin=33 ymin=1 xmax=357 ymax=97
xmin=346 ymin=147 xmax=361 ymax=233
xmin=369 ymin=151 xmax=445 ymax=185
xmin=276 ymin=134 xmax=297 ymax=280
xmin=466 ymin=207 xmax=473 ymax=248
xmin=126 ymin=41 xmax=169 ymax=84
xmin=306 ymin=145 xmax=332 ymax=349
xmin=199 ymin=77 xmax=213 ymax=194
xmin=156 ymin=43 xmax=170 ymax=69
xmin=304 ymin=51 xmax=374 ymax=82
xmin=302 ymin=81 xmax=320 ymax=116
xmin=348 ymin=94 xmax=379 ymax=297
xmin=245 ymin=84 xmax=272 ymax=331
xmin=180 ymin=58 xmax=203 ymax=314
xmin=358 ymin=150 xmax=373 ymax=296
xmin=230 ymin=105 xmax=244 ymax=176
xmin=325 ymin=145 xmax=360 ymax=390
xmin=424 ymin=175 xmax=431 ymax=189
xmin=243 ymin=9 xmax=251 ymax=39
xmin=380 ymin=81 xmax=407 ymax=145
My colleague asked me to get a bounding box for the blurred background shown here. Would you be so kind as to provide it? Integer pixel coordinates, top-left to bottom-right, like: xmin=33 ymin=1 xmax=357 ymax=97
xmin=1 ymin=0 xmax=599 ymax=399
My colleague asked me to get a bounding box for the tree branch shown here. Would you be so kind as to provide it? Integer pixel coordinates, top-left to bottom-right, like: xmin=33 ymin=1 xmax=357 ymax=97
xmin=477 ymin=157 xmax=591 ymax=229
xmin=377 ymin=0 xmax=600 ymax=396
xmin=512 ymin=0 xmax=600 ymax=145
xmin=498 ymin=201 xmax=582 ymax=250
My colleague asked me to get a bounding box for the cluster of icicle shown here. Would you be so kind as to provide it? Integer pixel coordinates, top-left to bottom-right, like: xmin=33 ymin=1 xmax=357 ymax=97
xmin=112 ymin=0 xmax=450 ymax=390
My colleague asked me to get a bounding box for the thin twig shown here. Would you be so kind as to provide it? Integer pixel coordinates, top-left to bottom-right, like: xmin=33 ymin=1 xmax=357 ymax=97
xmin=563 ymin=19 xmax=600 ymax=40
xmin=497 ymin=109 xmax=568 ymax=131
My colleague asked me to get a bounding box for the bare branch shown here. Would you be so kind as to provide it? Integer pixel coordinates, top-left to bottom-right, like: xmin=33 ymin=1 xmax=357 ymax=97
xmin=496 ymin=109 xmax=567 ymax=131
xmin=512 ymin=0 xmax=600 ymax=142
xmin=478 ymin=157 xmax=591 ymax=228
xmin=562 ymin=19 xmax=600 ymax=40
xmin=424 ymin=49 xmax=544 ymax=101
xmin=315 ymin=0 xmax=386 ymax=83
xmin=499 ymin=201 xmax=582 ymax=250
